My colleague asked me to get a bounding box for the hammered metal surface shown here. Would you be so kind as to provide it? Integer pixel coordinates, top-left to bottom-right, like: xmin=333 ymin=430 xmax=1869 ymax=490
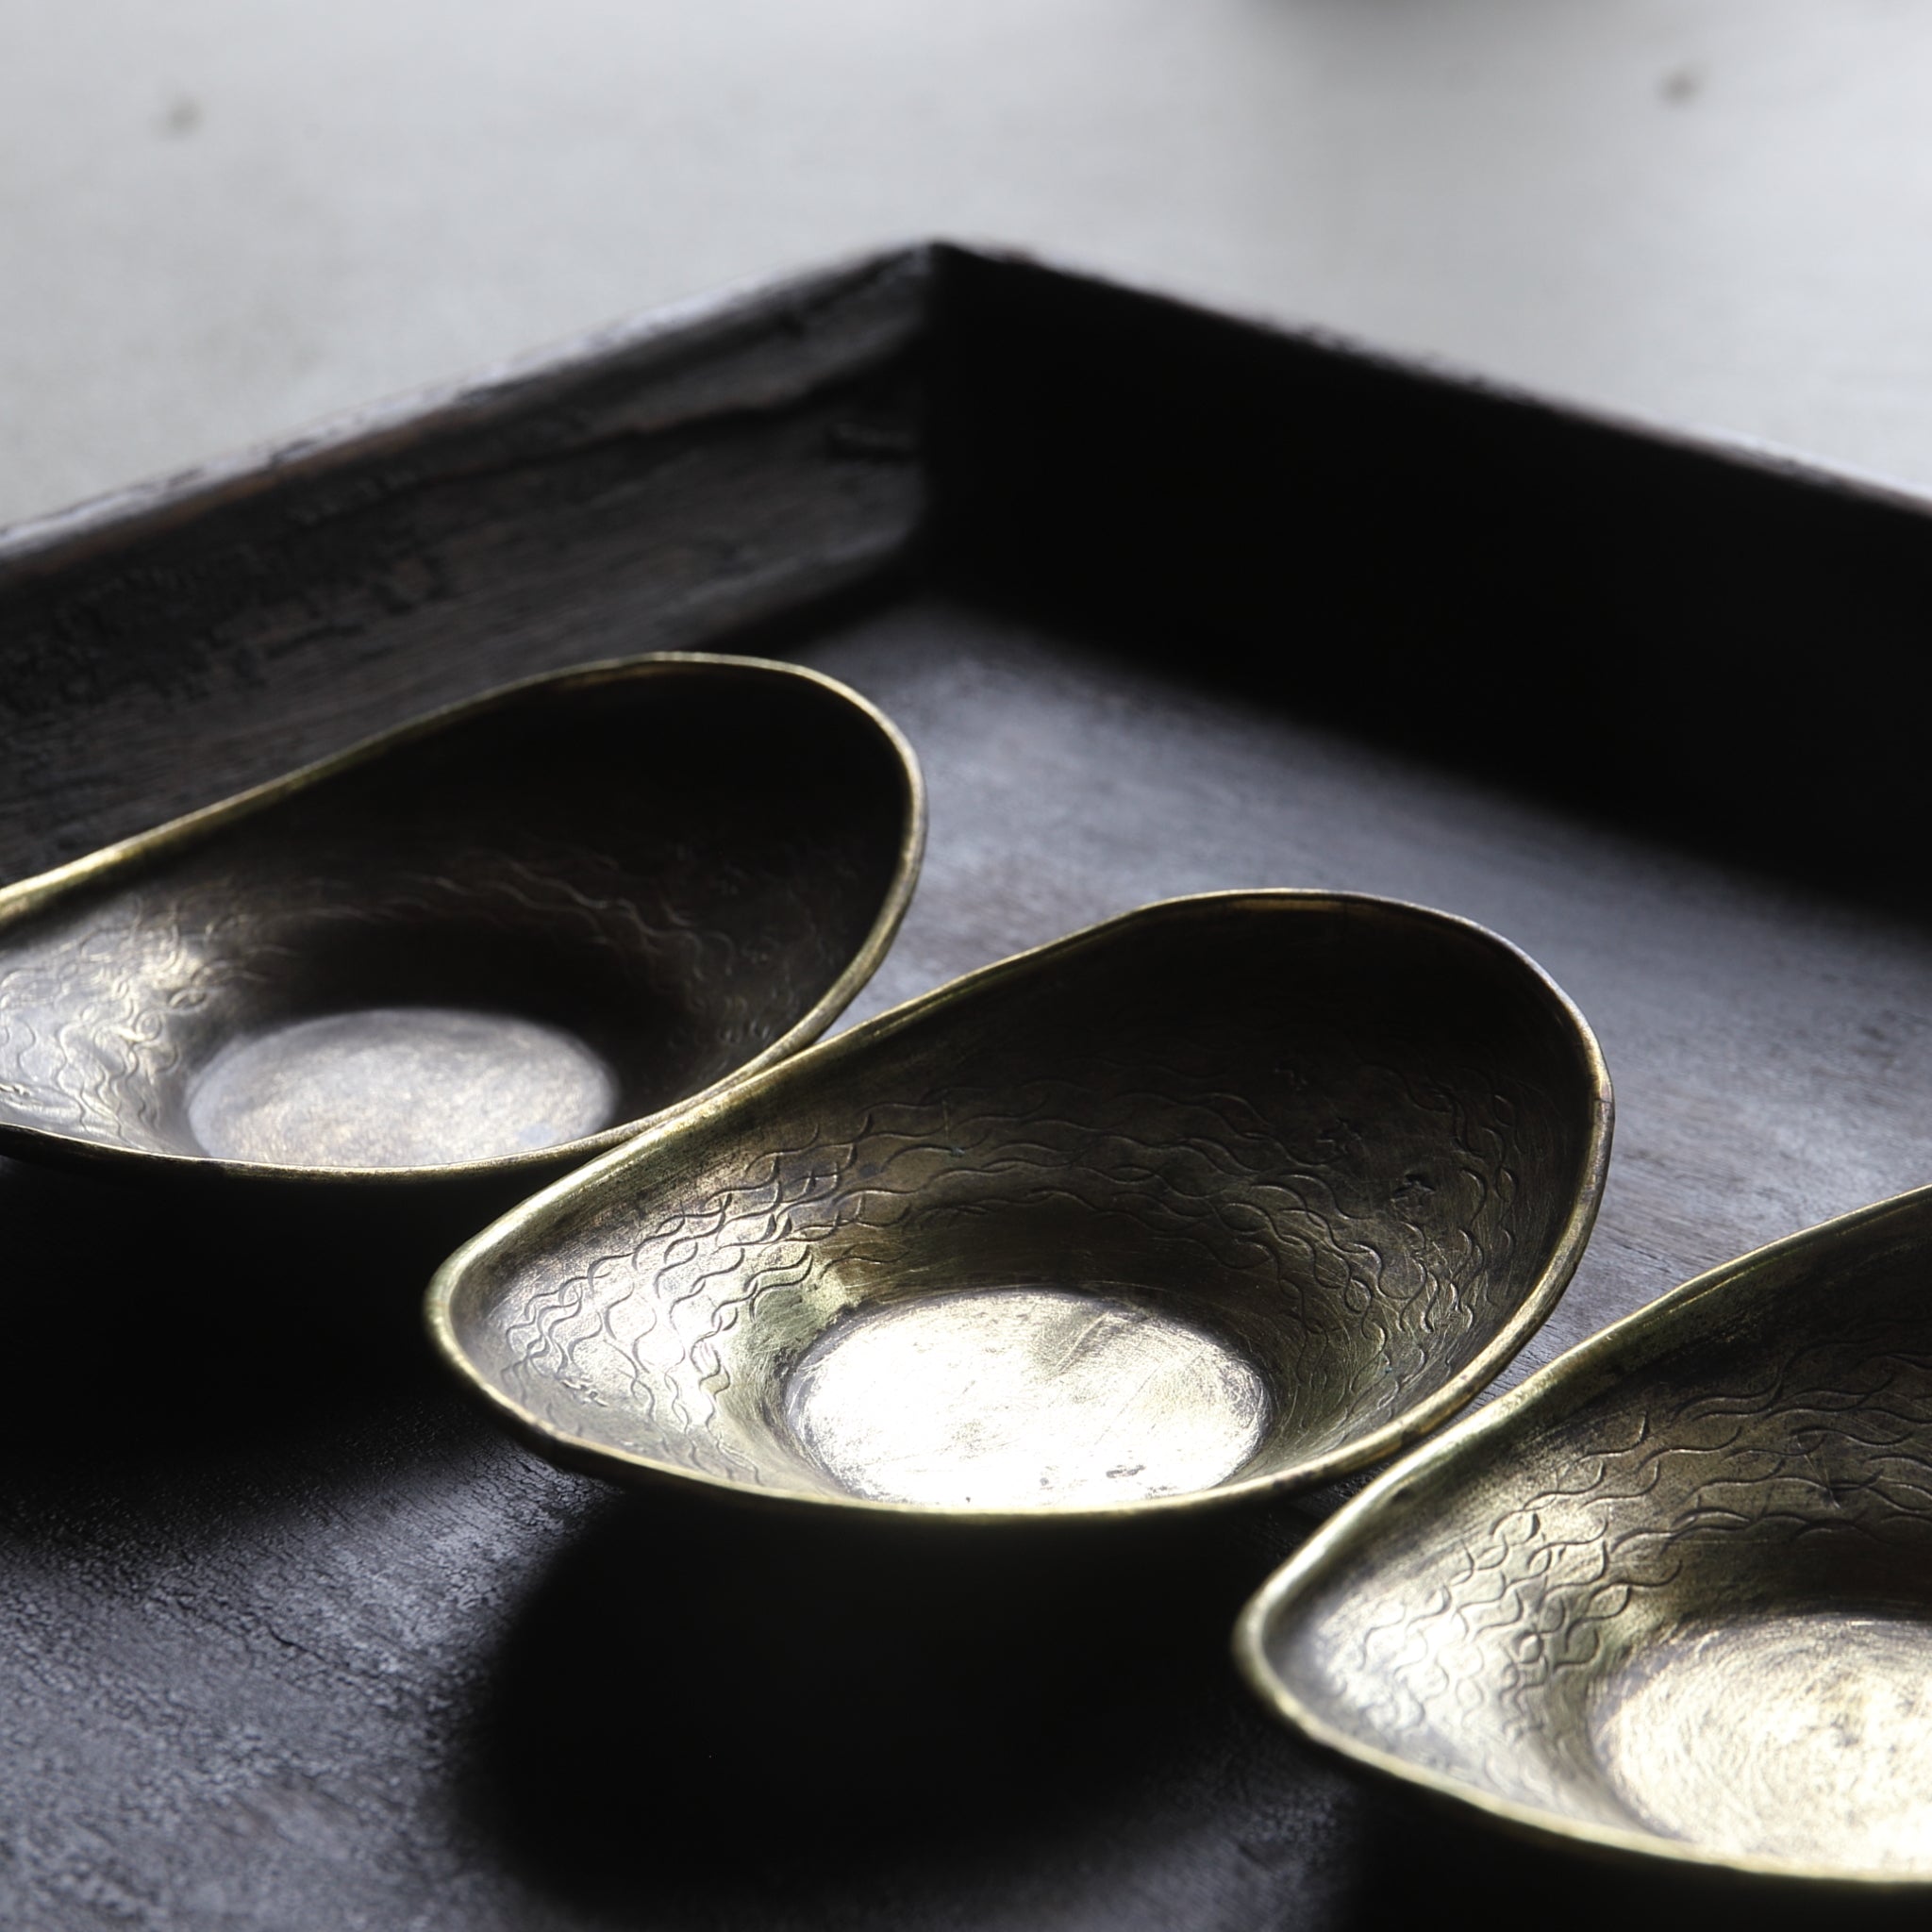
xmin=431 ymin=890 xmax=1610 ymax=1516
xmin=0 ymin=654 xmax=922 ymax=1182
xmin=1240 ymin=1183 xmax=1932 ymax=1886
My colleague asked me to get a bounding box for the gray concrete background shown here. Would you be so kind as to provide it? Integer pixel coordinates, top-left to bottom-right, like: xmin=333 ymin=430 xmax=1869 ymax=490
xmin=6 ymin=1 xmax=1931 ymax=530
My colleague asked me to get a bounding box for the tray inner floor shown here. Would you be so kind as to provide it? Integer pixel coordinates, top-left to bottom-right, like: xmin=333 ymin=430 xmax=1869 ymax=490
xmin=18 ymin=590 xmax=1932 ymax=1929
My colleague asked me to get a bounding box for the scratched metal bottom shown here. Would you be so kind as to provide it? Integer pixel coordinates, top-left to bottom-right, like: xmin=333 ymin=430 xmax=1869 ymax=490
xmin=187 ymin=1006 xmax=621 ymax=1169
xmin=781 ymin=1284 xmax=1272 ymax=1509
xmin=1591 ymin=1606 xmax=1932 ymax=1871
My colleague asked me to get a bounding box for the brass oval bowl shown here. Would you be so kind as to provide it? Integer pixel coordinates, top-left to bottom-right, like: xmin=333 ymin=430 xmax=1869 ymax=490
xmin=428 ymin=891 xmax=1611 ymax=1521
xmin=1238 ymin=1185 xmax=1932 ymax=1889
xmin=0 ymin=654 xmax=924 ymax=1186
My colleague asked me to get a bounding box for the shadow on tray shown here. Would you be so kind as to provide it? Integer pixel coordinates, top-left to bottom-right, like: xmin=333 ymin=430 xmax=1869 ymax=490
xmin=462 ymin=1488 xmax=1361 ymax=1926
xmin=0 ymin=1153 xmax=505 ymax=1486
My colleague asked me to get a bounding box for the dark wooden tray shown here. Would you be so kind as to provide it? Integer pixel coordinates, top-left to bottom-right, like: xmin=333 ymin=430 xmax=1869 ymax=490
xmin=6 ymin=242 xmax=1932 ymax=1929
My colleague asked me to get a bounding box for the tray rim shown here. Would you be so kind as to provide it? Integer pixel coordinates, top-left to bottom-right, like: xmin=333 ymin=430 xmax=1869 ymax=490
xmin=1234 ymin=1180 xmax=1932 ymax=1891
xmin=0 ymin=242 xmax=939 ymax=581
xmin=941 ymin=239 xmax=1932 ymax=519
xmin=0 ymin=648 xmax=926 ymax=1187
xmin=14 ymin=236 xmax=1932 ymax=583
xmin=425 ymin=885 xmax=1613 ymax=1523
xmin=14 ymin=230 xmax=1932 ymax=694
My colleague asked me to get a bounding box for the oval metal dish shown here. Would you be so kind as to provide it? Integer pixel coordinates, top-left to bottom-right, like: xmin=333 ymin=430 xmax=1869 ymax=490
xmin=1238 ymin=1184 xmax=1932 ymax=1889
xmin=0 ymin=654 xmax=923 ymax=1185
xmin=428 ymin=891 xmax=1611 ymax=1520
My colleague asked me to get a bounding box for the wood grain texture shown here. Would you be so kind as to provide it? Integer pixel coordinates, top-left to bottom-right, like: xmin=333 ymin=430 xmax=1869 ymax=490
xmin=0 ymin=248 xmax=929 ymax=879
xmin=7 ymin=247 xmax=1932 ymax=1928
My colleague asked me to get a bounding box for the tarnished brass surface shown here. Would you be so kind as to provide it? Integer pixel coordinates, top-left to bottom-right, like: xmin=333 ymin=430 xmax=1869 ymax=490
xmin=0 ymin=654 xmax=923 ymax=1183
xmin=428 ymin=891 xmax=1611 ymax=1519
xmin=1238 ymin=1185 xmax=1932 ymax=1887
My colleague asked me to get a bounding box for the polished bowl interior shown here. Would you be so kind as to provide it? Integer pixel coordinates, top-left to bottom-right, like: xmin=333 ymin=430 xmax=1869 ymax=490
xmin=431 ymin=891 xmax=1611 ymax=1519
xmin=1239 ymin=1185 xmax=1932 ymax=1887
xmin=0 ymin=654 xmax=922 ymax=1183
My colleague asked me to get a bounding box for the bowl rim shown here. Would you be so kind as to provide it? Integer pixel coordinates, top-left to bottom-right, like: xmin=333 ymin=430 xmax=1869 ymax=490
xmin=1233 ymin=1181 xmax=1932 ymax=1890
xmin=0 ymin=650 xmax=927 ymax=1185
xmin=426 ymin=887 xmax=1614 ymax=1524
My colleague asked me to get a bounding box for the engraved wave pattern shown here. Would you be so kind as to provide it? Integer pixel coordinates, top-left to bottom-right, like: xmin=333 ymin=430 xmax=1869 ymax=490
xmin=1327 ymin=1310 xmax=1932 ymax=1815
xmin=495 ymin=1041 xmax=1536 ymax=1489
xmin=0 ymin=832 xmax=842 ymax=1152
